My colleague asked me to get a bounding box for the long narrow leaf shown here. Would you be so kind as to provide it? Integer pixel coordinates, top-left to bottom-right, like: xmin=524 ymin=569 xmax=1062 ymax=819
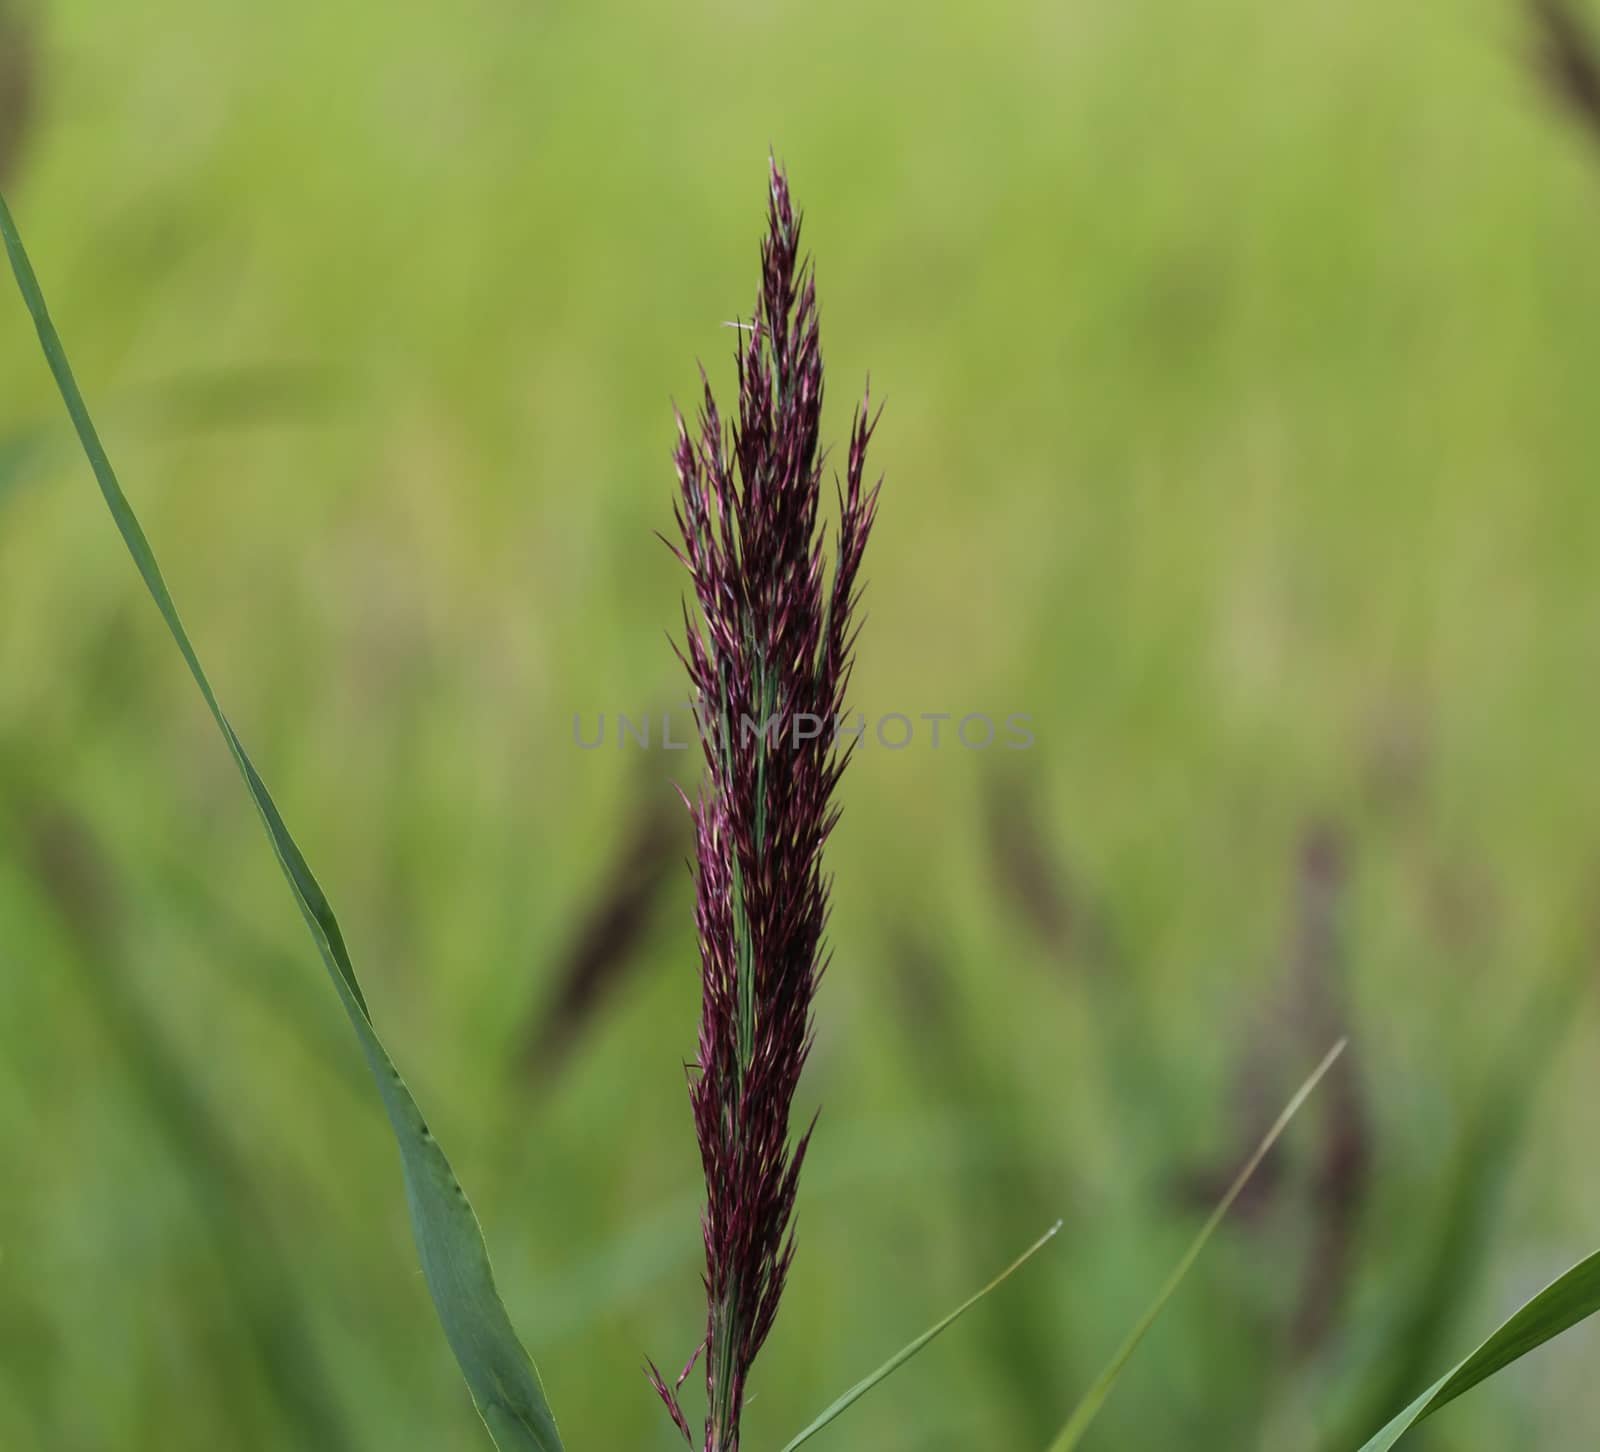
xmin=0 ymin=192 xmax=564 ymax=1452
xmin=1355 ymin=1248 xmax=1600 ymax=1451
xmin=774 ymin=1220 xmax=1063 ymax=1452
xmin=1045 ymin=1039 xmax=1346 ymax=1452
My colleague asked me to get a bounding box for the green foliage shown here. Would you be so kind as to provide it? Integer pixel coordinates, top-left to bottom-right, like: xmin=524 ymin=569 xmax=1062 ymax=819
xmin=4 ymin=2 xmax=1600 ymax=1448
xmin=1048 ymin=1043 xmax=1345 ymax=1452
xmin=1355 ymin=1250 xmax=1600 ymax=1450
xmin=1 ymin=191 xmax=563 ymax=1452
xmin=775 ymin=1222 xmax=1061 ymax=1452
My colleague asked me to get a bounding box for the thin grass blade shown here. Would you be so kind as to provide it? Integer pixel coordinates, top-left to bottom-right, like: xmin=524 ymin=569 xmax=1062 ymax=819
xmin=0 ymin=192 xmax=564 ymax=1452
xmin=1354 ymin=1248 xmax=1600 ymax=1451
xmin=1045 ymin=1039 xmax=1346 ymax=1452
xmin=773 ymin=1220 xmax=1062 ymax=1452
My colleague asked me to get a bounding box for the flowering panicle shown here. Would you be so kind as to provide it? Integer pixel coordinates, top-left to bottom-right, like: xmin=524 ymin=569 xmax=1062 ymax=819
xmin=647 ymin=161 xmax=880 ymax=1452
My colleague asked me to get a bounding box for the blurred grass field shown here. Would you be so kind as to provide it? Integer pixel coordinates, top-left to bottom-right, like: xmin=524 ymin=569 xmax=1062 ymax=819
xmin=4 ymin=0 xmax=1600 ymax=1447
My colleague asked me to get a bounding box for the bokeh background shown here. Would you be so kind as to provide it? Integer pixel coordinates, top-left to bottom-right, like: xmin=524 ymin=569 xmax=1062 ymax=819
xmin=4 ymin=1 xmax=1600 ymax=1448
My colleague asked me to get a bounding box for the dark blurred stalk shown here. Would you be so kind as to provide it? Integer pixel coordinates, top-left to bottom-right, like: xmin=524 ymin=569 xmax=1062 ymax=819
xmin=1285 ymin=830 xmax=1371 ymax=1360
xmin=972 ymin=761 xmax=1177 ymax=1132
xmin=1168 ymin=824 xmax=1371 ymax=1384
xmin=1530 ymin=0 xmax=1600 ymax=160
xmin=983 ymin=771 xmax=1130 ymax=979
xmin=0 ymin=0 xmax=36 ymax=190
xmin=516 ymin=784 xmax=684 ymax=1087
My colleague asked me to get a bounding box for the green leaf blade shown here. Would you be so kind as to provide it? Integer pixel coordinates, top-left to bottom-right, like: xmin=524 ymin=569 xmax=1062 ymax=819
xmin=773 ymin=1220 xmax=1062 ymax=1452
xmin=1045 ymin=1039 xmax=1347 ymax=1452
xmin=1355 ymin=1249 xmax=1600 ymax=1452
xmin=1 ymin=191 xmax=562 ymax=1452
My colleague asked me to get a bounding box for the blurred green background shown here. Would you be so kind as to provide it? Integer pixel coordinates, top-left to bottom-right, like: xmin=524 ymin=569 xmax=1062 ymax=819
xmin=4 ymin=0 xmax=1600 ymax=1447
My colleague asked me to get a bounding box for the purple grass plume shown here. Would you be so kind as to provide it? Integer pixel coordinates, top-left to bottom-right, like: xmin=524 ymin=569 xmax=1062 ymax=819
xmin=646 ymin=160 xmax=881 ymax=1452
